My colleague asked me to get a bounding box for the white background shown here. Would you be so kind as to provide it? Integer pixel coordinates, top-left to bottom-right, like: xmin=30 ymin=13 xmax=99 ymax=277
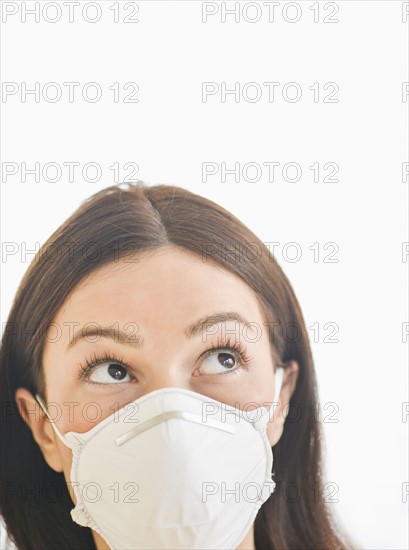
xmin=1 ymin=1 xmax=408 ymax=549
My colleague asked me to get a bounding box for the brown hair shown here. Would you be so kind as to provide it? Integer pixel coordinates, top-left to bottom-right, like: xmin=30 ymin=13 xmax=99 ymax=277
xmin=0 ymin=182 xmax=354 ymax=549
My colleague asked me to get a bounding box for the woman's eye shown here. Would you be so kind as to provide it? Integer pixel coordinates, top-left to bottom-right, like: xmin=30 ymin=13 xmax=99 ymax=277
xmin=86 ymin=363 xmax=132 ymax=384
xmin=199 ymin=350 xmax=240 ymax=375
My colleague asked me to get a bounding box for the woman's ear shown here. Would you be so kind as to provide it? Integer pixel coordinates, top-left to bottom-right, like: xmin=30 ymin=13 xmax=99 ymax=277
xmin=14 ymin=387 xmax=64 ymax=473
xmin=267 ymin=360 xmax=299 ymax=447
xmin=280 ymin=360 xmax=299 ymax=403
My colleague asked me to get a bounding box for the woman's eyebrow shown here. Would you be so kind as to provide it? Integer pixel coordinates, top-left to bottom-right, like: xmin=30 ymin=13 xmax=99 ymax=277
xmin=66 ymin=311 xmax=253 ymax=351
xmin=184 ymin=311 xmax=251 ymax=339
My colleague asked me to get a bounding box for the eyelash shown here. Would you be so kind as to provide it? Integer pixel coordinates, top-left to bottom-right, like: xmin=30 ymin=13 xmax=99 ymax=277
xmin=202 ymin=336 xmax=252 ymax=375
xmin=78 ymin=337 xmax=253 ymax=385
xmin=78 ymin=350 xmax=128 ymax=384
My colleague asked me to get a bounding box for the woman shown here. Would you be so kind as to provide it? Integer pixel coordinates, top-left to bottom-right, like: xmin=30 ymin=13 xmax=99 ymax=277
xmin=0 ymin=182 xmax=354 ymax=549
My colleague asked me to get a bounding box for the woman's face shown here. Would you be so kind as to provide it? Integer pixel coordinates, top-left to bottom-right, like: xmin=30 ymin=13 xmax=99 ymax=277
xmin=16 ymin=245 xmax=298 ymax=546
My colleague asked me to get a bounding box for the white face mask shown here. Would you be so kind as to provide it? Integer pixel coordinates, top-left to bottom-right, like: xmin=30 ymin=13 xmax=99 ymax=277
xmin=36 ymin=367 xmax=284 ymax=550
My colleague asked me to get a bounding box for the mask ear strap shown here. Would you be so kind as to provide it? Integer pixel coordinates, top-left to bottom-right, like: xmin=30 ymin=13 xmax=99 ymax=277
xmin=35 ymin=394 xmax=73 ymax=448
xmin=252 ymin=365 xmax=285 ymax=431
xmin=273 ymin=366 xmax=284 ymax=404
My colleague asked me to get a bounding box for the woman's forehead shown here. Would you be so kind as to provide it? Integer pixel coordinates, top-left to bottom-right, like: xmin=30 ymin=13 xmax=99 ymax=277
xmin=46 ymin=247 xmax=266 ymax=343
